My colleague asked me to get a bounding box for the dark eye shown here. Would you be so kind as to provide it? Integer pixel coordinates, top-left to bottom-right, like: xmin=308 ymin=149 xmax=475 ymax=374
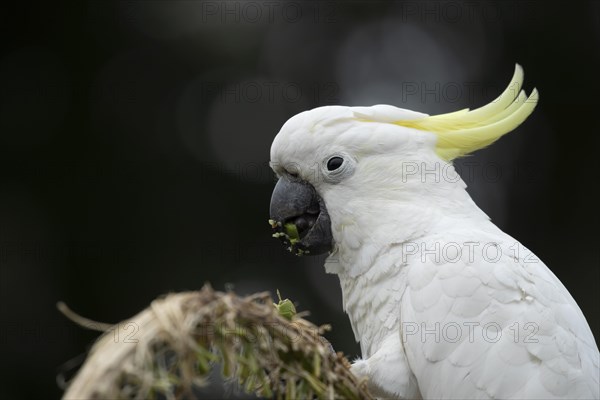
xmin=327 ymin=157 xmax=344 ymax=171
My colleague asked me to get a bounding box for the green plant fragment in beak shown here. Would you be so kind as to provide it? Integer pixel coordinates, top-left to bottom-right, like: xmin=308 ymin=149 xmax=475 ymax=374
xmin=283 ymin=223 xmax=300 ymax=244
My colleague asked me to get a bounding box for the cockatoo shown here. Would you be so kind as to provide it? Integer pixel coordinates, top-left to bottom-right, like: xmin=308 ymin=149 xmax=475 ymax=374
xmin=268 ymin=65 xmax=599 ymax=399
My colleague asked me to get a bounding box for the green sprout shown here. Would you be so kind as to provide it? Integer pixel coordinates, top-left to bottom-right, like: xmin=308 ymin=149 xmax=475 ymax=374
xmin=273 ymin=289 xmax=297 ymax=321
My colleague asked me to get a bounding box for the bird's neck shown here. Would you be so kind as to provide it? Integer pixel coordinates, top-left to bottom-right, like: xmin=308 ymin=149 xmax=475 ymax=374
xmin=322 ymin=180 xmax=491 ymax=353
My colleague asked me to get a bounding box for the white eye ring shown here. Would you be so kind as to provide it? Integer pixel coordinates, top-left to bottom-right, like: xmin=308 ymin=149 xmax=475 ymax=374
xmin=321 ymin=153 xmax=355 ymax=183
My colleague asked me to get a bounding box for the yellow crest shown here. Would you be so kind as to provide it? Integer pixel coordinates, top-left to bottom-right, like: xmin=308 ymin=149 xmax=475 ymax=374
xmin=394 ymin=64 xmax=539 ymax=161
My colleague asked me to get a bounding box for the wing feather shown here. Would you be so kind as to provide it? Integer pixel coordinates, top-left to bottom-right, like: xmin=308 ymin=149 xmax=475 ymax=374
xmin=400 ymin=228 xmax=599 ymax=399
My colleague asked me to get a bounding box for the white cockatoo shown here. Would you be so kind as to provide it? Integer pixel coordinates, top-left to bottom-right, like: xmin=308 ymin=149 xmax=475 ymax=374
xmin=268 ymin=65 xmax=599 ymax=399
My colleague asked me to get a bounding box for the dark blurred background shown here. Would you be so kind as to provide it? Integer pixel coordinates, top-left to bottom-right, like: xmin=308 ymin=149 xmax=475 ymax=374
xmin=1 ymin=1 xmax=598 ymax=398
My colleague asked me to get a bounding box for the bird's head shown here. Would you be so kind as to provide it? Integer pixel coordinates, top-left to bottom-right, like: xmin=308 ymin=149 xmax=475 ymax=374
xmin=269 ymin=65 xmax=538 ymax=257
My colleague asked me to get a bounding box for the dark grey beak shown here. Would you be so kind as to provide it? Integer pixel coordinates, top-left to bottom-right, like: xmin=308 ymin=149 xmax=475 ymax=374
xmin=269 ymin=177 xmax=332 ymax=256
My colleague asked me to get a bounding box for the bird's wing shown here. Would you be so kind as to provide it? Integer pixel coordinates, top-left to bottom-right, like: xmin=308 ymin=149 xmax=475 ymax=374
xmin=401 ymin=228 xmax=599 ymax=399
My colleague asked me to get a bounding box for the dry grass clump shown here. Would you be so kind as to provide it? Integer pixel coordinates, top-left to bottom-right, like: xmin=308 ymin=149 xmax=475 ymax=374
xmin=62 ymin=285 xmax=372 ymax=400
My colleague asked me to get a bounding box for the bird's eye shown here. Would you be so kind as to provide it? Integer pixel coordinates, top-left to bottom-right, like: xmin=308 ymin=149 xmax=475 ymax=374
xmin=326 ymin=157 xmax=344 ymax=171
